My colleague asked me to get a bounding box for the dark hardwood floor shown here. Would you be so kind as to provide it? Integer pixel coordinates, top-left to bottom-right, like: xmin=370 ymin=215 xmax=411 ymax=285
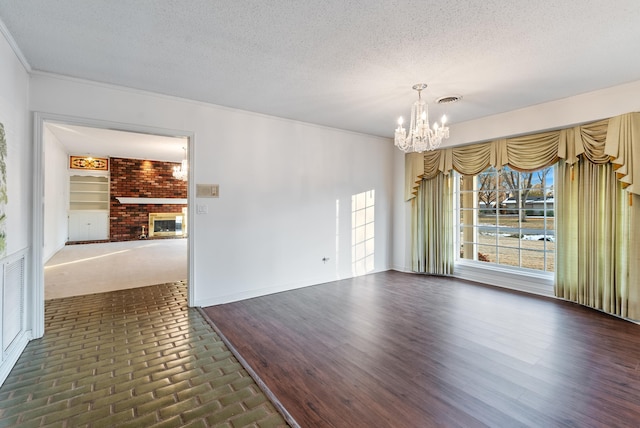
xmin=202 ymin=271 xmax=640 ymax=428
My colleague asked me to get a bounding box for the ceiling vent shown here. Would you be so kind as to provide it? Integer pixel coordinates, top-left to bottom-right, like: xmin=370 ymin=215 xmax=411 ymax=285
xmin=436 ymin=95 xmax=462 ymax=104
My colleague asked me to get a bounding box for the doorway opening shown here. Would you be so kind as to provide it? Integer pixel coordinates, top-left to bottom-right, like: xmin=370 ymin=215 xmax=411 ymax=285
xmin=33 ymin=113 xmax=195 ymax=338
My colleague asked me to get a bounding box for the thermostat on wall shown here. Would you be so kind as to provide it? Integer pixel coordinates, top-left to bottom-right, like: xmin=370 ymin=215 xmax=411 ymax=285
xmin=196 ymin=184 xmax=219 ymax=198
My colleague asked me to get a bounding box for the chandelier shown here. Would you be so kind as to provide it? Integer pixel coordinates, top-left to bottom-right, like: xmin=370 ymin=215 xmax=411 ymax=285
xmin=394 ymin=83 xmax=450 ymax=153
xmin=172 ymin=147 xmax=188 ymax=181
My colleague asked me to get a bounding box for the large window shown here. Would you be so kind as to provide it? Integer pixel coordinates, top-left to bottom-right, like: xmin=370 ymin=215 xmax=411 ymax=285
xmin=455 ymin=165 xmax=555 ymax=272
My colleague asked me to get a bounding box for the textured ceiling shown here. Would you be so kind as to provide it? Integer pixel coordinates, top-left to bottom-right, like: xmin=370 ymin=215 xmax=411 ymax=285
xmin=46 ymin=123 xmax=188 ymax=163
xmin=2 ymin=0 xmax=640 ymax=140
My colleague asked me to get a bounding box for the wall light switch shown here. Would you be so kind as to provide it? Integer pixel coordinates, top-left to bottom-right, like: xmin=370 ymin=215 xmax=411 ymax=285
xmin=196 ymin=204 xmax=208 ymax=214
xmin=196 ymin=184 xmax=220 ymax=198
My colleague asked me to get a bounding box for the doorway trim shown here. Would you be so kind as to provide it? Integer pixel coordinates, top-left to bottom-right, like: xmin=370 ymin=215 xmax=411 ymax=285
xmin=32 ymin=112 xmax=196 ymax=338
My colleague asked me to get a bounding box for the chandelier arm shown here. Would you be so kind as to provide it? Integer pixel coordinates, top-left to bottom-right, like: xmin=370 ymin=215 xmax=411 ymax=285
xmin=394 ymin=83 xmax=451 ymax=153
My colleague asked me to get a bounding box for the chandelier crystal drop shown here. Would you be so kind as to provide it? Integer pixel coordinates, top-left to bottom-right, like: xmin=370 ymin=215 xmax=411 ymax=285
xmin=394 ymin=83 xmax=450 ymax=153
xmin=173 ymin=147 xmax=188 ymax=181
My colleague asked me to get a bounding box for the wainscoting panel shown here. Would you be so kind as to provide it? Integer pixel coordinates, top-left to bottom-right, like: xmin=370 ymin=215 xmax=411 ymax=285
xmin=0 ymin=249 xmax=30 ymax=386
xmin=3 ymin=253 xmax=24 ymax=353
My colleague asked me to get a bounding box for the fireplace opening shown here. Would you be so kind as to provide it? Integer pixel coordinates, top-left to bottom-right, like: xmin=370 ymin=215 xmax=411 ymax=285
xmin=149 ymin=213 xmax=186 ymax=237
xmin=154 ymin=219 xmax=180 ymax=233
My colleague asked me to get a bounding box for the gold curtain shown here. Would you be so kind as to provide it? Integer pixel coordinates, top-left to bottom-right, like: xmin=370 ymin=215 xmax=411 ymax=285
xmin=605 ymin=113 xmax=640 ymax=194
xmin=405 ymin=152 xmax=425 ymax=200
xmin=555 ymin=161 xmax=635 ymax=317
xmin=406 ymin=114 xmax=637 ymax=198
xmin=405 ymin=112 xmax=640 ymax=319
xmin=412 ymin=174 xmax=454 ymax=275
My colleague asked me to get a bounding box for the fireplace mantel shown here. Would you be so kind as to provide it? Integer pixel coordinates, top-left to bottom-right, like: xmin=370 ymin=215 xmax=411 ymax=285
xmin=116 ymin=197 xmax=187 ymax=205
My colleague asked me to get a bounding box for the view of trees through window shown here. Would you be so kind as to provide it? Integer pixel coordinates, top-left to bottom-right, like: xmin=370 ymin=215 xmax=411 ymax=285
xmin=456 ymin=165 xmax=555 ymax=272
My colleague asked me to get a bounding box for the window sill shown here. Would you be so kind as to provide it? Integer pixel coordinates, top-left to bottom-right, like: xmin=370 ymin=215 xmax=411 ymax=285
xmin=453 ymin=259 xmax=554 ymax=298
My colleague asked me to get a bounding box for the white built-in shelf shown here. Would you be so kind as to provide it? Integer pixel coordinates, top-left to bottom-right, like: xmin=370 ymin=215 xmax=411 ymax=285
xmin=70 ymin=175 xmax=109 ymax=211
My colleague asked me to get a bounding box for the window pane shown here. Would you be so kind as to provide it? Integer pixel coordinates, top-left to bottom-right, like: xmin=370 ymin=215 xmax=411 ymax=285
xmin=497 ymin=215 xmax=518 ymax=236
xmin=497 ymin=234 xmax=520 ymax=248
xmin=456 ymin=165 xmax=555 ymax=273
xmin=478 ymin=210 xmax=497 ymax=226
xmin=460 ymin=208 xmax=476 ymax=225
xmin=545 ymin=217 xmax=555 ymax=230
xmin=477 ymin=245 xmax=496 ymax=263
xmin=521 ymin=250 xmax=546 ymax=271
xmin=478 ymin=191 xmax=497 ymax=212
xmin=478 ymin=225 xmax=497 ymax=246
xmin=545 ymin=251 xmax=555 ymax=272
xmin=496 ymin=246 xmax=520 ymax=267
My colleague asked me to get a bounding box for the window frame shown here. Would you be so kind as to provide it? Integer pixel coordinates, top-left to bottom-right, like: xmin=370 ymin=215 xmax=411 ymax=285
xmin=452 ymin=166 xmax=555 ymax=291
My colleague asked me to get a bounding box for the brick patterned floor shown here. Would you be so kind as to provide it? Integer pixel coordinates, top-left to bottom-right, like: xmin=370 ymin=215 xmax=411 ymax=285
xmin=0 ymin=282 xmax=289 ymax=427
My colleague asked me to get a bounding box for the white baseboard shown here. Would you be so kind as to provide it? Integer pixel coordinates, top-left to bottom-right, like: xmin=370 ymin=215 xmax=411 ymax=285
xmin=195 ymin=275 xmax=336 ymax=308
xmin=43 ymin=241 xmax=67 ymax=265
xmin=391 ymin=264 xmax=412 ymax=273
xmin=195 ymin=268 xmax=392 ymax=308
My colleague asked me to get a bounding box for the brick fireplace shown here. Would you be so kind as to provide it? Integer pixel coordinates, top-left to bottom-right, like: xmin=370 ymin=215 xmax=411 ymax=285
xmin=110 ymin=157 xmax=187 ymax=241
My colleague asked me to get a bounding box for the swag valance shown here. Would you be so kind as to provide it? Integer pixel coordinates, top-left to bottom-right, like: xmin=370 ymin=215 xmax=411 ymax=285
xmin=405 ymin=112 xmax=640 ymax=200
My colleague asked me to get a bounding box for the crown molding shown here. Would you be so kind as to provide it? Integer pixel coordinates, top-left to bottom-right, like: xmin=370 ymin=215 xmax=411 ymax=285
xmin=0 ymin=16 xmax=32 ymax=73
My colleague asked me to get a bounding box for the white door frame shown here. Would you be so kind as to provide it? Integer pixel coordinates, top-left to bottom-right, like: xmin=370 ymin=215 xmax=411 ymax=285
xmin=32 ymin=112 xmax=196 ymax=338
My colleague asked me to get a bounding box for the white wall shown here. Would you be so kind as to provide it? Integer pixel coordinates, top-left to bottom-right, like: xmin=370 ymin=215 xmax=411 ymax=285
xmin=29 ymin=73 xmax=395 ymax=306
xmin=0 ymin=35 xmax=30 ymax=256
xmin=444 ymin=79 xmax=640 ymax=147
xmin=0 ymin=24 xmax=33 ymax=385
xmin=43 ymin=126 xmax=69 ymax=262
xmin=391 ymin=147 xmax=411 ymax=272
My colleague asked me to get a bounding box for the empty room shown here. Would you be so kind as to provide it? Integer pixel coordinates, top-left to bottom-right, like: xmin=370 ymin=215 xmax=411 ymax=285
xmin=0 ymin=1 xmax=639 ymax=427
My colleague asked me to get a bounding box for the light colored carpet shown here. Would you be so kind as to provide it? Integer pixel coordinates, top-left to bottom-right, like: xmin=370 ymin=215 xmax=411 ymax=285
xmin=44 ymin=239 xmax=187 ymax=300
